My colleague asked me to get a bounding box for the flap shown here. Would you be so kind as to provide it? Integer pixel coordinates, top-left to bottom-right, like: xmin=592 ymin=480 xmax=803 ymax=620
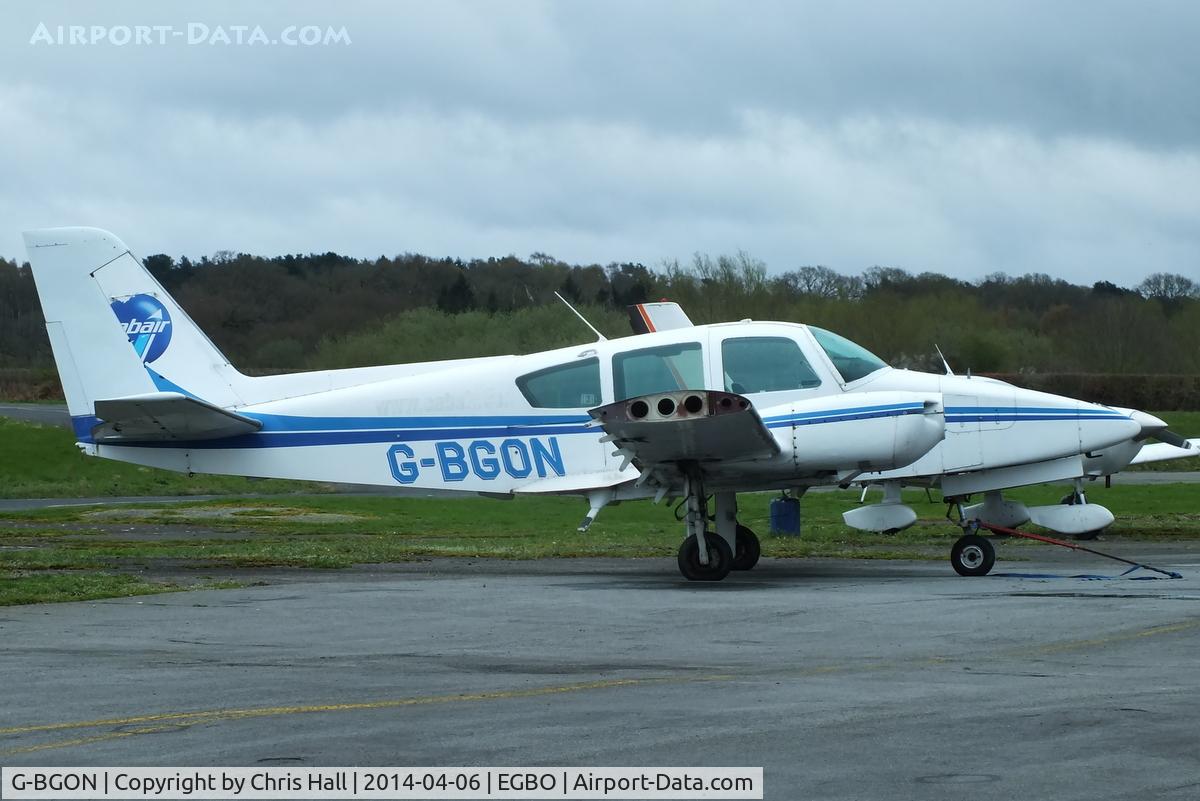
xmin=91 ymin=392 xmax=262 ymax=443
xmin=588 ymin=390 xmax=779 ymax=466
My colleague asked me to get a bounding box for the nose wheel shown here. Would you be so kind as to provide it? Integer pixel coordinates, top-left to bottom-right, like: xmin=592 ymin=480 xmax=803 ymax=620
xmin=950 ymin=533 xmax=996 ymax=577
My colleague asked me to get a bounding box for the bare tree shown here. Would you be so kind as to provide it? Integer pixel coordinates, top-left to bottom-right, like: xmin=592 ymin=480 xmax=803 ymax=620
xmin=1138 ymin=272 xmax=1199 ymax=301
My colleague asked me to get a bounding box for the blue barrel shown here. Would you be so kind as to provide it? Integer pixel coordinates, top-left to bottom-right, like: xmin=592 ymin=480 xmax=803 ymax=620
xmin=769 ymin=497 xmax=802 ymax=536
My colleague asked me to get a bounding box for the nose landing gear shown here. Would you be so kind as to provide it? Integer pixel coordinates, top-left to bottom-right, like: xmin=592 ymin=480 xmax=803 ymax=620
xmin=947 ymin=499 xmax=998 ymax=577
xmin=950 ymin=532 xmax=996 ymax=576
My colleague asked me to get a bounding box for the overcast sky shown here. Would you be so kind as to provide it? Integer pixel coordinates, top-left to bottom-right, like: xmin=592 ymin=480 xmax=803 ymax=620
xmin=2 ymin=0 xmax=1198 ymax=285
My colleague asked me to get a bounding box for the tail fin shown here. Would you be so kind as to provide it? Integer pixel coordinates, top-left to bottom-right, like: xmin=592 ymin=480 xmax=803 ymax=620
xmin=23 ymin=227 xmax=246 ymax=417
xmin=627 ymin=301 xmax=693 ymax=335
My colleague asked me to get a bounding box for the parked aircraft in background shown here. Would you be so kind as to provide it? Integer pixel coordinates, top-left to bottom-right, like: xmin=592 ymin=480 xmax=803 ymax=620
xmin=23 ymin=228 xmax=1198 ymax=581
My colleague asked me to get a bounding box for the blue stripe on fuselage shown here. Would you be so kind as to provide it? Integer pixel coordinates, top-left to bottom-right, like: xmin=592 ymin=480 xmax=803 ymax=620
xmin=72 ymin=415 xmax=102 ymax=440
xmin=761 ymin=401 xmax=924 ymax=423
xmin=70 ymin=418 xmax=592 ymax=448
xmin=69 ymin=402 xmax=1131 ymax=448
xmin=244 ymin=412 xmax=592 ymax=431
xmin=764 ymin=402 xmax=927 ymax=429
xmin=946 ymin=414 xmax=1125 ymax=423
xmin=943 ymin=405 xmax=1129 ymax=424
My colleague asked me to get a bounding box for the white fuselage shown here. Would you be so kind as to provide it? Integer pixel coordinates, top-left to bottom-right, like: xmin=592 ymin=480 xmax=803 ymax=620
xmin=79 ymin=321 xmax=1142 ymax=499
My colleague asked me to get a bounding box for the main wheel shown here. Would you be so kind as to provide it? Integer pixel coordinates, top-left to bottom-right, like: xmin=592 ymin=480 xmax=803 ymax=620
xmin=950 ymin=533 xmax=996 ymax=577
xmin=1060 ymin=491 xmax=1104 ymax=540
xmin=732 ymin=524 xmax=761 ymax=571
xmin=677 ymin=532 xmax=734 ymax=581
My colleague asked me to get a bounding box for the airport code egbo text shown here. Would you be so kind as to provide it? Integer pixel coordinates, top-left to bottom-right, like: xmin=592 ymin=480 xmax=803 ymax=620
xmin=2 ymin=767 xmax=763 ymax=798
xmin=387 ymin=437 xmax=565 ymax=484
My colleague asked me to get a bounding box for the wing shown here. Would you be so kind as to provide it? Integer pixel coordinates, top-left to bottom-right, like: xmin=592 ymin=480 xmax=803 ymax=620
xmin=588 ymin=389 xmax=779 ymax=468
xmin=91 ymin=392 xmax=262 ymax=443
xmin=1130 ymin=439 xmax=1200 ymax=465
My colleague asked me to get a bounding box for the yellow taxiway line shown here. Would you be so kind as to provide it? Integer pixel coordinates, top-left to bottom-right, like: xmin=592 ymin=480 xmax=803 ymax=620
xmin=3 ymin=616 xmax=1197 ymax=757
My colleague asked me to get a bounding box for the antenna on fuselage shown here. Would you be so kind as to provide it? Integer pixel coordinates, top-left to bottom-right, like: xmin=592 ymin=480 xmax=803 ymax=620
xmin=553 ymin=291 xmax=607 ymax=341
xmin=934 ymin=344 xmax=954 ymax=376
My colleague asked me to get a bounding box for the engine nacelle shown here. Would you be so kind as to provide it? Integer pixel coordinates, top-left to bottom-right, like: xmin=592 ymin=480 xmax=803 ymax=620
xmin=1082 ymin=439 xmax=1141 ymax=477
xmin=787 ymin=391 xmax=945 ymax=472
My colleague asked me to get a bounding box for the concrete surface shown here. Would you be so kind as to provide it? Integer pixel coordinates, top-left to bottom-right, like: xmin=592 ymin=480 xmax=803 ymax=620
xmin=2 ymin=554 xmax=1200 ymax=800
xmin=0 ymin=495 xmax=241 ymax=512
xmin=0 ymin=402 xmax=71 ymax=427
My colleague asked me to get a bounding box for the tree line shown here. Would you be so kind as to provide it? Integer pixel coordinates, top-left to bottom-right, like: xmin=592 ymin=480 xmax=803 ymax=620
xmin=0 ymin=249 xmax=1196 ymax=374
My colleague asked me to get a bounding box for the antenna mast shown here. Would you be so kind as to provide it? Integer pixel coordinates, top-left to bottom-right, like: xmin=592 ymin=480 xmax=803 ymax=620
xmin=553 ymin=291 xmax=607 ymax=341
xmin=934 ymin=344 xmax=954 ymax=376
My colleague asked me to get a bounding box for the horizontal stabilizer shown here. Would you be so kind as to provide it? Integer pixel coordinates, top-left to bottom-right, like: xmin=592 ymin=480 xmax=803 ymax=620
xmin=589 ymin=390 xmax=779 ymax=465
xmin=91 ymin=392 xmax=262 ymax=443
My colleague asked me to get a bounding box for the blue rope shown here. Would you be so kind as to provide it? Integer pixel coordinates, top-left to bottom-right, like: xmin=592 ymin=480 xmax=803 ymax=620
xmin=991 ymin=565 xmax=1182 ymax=581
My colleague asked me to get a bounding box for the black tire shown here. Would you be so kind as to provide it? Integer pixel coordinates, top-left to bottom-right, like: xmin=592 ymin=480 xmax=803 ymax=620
xmin=1060 ymin=492 xmax=1104 ymax=540
xmin=950 ymin=533 xmax=996 ymax=577
xmin=677 ymin=532 xmax=734 ymax=581
xmin=732 ymin=524 xmax=761 ymax=571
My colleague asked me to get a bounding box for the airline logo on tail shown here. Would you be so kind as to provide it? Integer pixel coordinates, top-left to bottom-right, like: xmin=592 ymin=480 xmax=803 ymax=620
xmin=110 ymin=294 xmax=172 ymax=363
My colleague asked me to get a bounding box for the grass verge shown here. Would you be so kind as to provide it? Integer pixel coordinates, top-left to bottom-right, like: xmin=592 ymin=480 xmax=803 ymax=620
xmin=0 ymin=417 xmax=328 ymax=498
xmin=1 ymin=482 xmax=1196 ymax=579
xmin=0 ymin=571 xmax=241 ymax=606
xmin=0 ymin=415 xmax=1197 ymax=604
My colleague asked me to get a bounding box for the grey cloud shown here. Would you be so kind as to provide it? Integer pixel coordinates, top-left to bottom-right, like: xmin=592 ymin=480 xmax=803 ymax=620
xmin=7 ymin=1 xmax=1197 ymax=144
xmin=0 ymin=0 xmax=1197 ymax=286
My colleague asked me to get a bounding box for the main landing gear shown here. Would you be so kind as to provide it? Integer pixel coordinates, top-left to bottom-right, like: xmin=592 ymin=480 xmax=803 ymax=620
xmin=677 ymin=533 xmax=733 ymax=581
xmin=733 ymin=524 xmax=761 ymax=571
xmin=675 ymin=473 xmax=759 ymax=581
xmin=677 ymin=523 xmax=760 ymax=580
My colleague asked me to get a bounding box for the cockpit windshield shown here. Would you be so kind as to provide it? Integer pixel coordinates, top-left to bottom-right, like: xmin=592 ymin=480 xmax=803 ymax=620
xmin=808 ymin=326 xmax=888 ymax=383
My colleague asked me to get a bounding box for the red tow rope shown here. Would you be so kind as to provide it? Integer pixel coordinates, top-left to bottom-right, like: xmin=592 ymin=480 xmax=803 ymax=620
xmin=976 ymin=521 xmax=1182 ymax=579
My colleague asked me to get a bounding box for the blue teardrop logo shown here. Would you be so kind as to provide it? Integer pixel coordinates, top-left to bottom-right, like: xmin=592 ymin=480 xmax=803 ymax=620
xmin=110 ymin=294 xmax=172 ymax=363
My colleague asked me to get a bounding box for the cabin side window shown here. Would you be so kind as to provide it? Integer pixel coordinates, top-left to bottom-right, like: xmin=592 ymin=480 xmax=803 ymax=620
xmin=516 ymin=358 xmax=602 ymax=409
xmin=613 ymin=342 xmax=704 ymax=400
xmin=721 ymin=336 xmax=822 ymax=394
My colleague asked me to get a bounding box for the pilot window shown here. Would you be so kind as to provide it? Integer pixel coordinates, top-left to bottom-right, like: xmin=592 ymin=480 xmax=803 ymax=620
xmin=721 ymin=336 xmax=821 ymax=394
xmin=613 ymin=342 xmax=704 ymax=400
xmin=808 ymin=326 xmax=888 ymax=383
xmin=516 ymin=358 xmax=601 ymax=408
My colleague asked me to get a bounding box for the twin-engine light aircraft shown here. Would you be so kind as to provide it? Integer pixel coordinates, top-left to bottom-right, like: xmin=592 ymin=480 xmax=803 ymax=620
xmin=23 ymin=228 xmax=1198 ymax=581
